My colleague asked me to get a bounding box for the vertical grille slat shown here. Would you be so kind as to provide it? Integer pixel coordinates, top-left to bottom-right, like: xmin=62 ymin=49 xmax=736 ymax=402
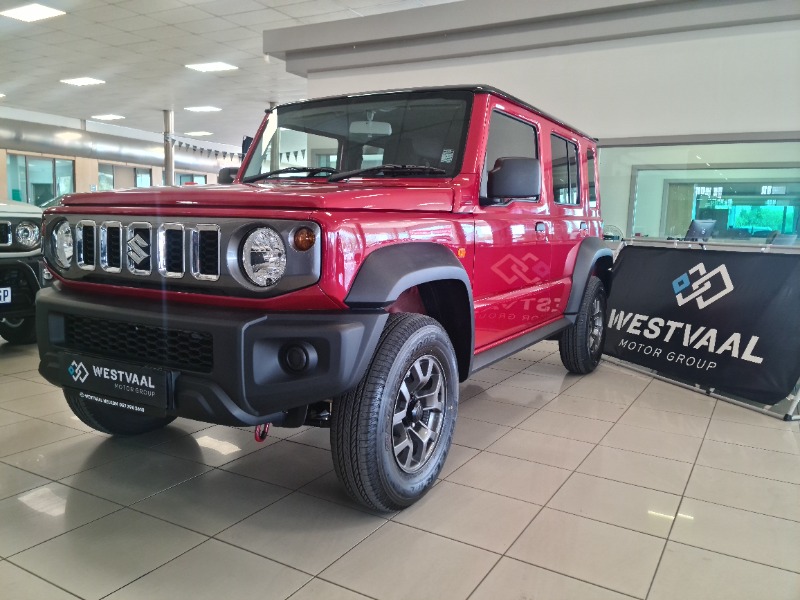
xmin=0 ymin=222 xmax=11 ymax=247
xmin=191 ymin=225 xmax=220 ymax=281
xmin=100 ymin=221 xmax=122 ymax=272
xmin=158 ymin=224 xmax=185 ymax=278
xmin=76 ymin=220 xmax=96 ymax=270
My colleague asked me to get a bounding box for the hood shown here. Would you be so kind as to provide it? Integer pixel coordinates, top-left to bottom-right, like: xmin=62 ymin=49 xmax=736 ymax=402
xmin=0 ymin=201 xmax=44 ymax=217
xmin=56 ymin=182 xmax=455 ymax=212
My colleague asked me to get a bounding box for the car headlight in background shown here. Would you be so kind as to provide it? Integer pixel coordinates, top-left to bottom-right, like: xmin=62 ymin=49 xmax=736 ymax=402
xmin=52 ymin=221 xmax=73 ymax=268
xmin=15 ymin=221 xmax=41 ymax=248
xmin=241 ymin=227 xmax=286 ymax=287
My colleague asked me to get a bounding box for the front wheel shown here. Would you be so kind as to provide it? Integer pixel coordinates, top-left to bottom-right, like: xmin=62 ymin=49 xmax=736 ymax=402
xmin=559 ymin=276 xmax=606 ymax=374
xmin=331 ymin=313 xmax=459 ymax=512
xmin=0 ymin=317 xmax=37 ymax=345
xmin=64 ymin=389 xmax=176 ymax=435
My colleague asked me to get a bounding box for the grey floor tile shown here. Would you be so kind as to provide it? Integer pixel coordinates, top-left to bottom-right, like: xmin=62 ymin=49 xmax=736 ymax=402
xmin=458 ymin=395 xmax=537 ymax=426
xmin=393 ymin=480 xmax=540 ymax=552
xmin=0 ymin=379 xmax=56 ymax=402
xmin=3 ymin=433 xmax=142 ymax=480
xmin=1 ymin=390 xmax=67 ymax=418
xmin=518 ymin=409 xmax=613 ymax=444
xmin=0 ymin=463 xmax=50 ymax=501
xmin=133 ymin=468 xmax=290 ymax=535
xmin=508 ymin=508 xmax=665 ymax=599
xmin=618 ymin=405 xmax=709 ymax=438
xmin=0 ymin=420 xmax=83 ymax=458
xmin=487 ymin=428 xmax=594 ymax=470
xmin=0 ymin=407 xmax=30 ymax=427
xmin=452 ymin=416 xmax=511 ymax=450
xmin=11 ymin=509 xmax=206 ymax=600
xmin=154 ymin=424 xmax=272 ymax=467
xmin=543 ymin=394 xmax=628 ymax=422
xmin=649 ymin=542 xmax=800 ymax=600
xmin=0 ymin=482 xmax=119 ymax=557
xmin=321 ymin=522 xmax=498 ymax=600
xmin=600 ymin=423 xmax=702 ymax=463
xmin=221 ymin=440 xmax=333 ymax=490
xmin=696 ymin=439 xmax=800 ymax=485
xmin=290 ymin=578 xmax=372 ymax=600
xmin=437 ymin=443 xmax=479 ymax=479
xmin=217 ymin=493 xmax=386 ymax=574
xmin=59 ymin=450 xmax=210 ymax=505
xmin=105 ymin=539 xmax=310 ymax=600
xmin=446 ymin=451 xmax=570 ymax=505
xmin=0 ymin=561 xmax=81 ymax=600
xmin=705 ymin=419 xmax=800 ymax=455
xmin=471 ymin=556 xmax=630 ymax=600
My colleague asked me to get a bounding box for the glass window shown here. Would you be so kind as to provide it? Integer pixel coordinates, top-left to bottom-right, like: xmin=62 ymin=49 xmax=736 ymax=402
xmin=551 ymin=134 xmax=579 ymax=204
xmin=243 ymin=90 xmax=472 ymax=181
xmin=98 ymin=163 xmax=114 ymax=191
xmin=28 ymin=157 xmax=55 ymax=206
xmin=601 ymin=141 xmax=800 ymax=244
xmin=135 ymin=168 xmax=152 ymax=187
xmin=481 ymin=111 xmax=538 ymax=198
xmin=587 ymin=148 xmax=597 ymax=207
xmin=6 ymin=154 xmax=27 ymax=202
xmin=193 ymin=174 xmax=206 ymax=184
xmin=55 ymin=159 xmax=74 ymax=200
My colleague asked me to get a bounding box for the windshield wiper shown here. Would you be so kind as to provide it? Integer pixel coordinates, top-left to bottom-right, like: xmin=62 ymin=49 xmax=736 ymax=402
xmin=328 ymin=164 xmax=446 ymax=182
xmin=242 ymin=166 xmax=339 ymax=183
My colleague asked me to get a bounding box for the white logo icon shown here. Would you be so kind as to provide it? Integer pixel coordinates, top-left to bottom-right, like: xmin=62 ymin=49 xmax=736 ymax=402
xmin=68 ymin=360 xmax=89 ymax=383
xmin=672 ymin=263 xmax=734 ymax=310
xmin=127 ymin=234 xmax=149 ymax=264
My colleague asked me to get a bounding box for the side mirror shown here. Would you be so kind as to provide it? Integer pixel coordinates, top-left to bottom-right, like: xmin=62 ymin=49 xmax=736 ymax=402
xmin=484 ymin=157 xmax=541 ymax=205
xmin=218 ymin=166 xmax=239 ymax=184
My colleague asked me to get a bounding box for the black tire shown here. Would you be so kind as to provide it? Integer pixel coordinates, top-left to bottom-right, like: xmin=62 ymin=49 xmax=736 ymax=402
xmin=559 ymin=276 xmax=606 ymax=374
xmin=331 ymin=313 xmax=459 ymax=512
xmin=0 ymin=317 xmax=37 ymax=345
xmin=64 ymin=388 xmax=176 ymax=435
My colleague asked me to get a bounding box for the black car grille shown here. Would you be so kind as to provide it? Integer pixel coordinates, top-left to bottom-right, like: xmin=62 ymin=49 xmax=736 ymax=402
xmin=0 ymin=267 xmax=36 ymax=308
xmin=63 ymin=315 xmax=213 ymax=373
xmin=0 ymin=223 xmax=10 ymax=246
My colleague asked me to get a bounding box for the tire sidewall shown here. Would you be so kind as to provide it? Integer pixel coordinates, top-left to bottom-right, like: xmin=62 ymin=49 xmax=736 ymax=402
xmin=584 ymin=280 xmax=607 ymax=368
xmin=373 ymin=323 xmax=458 ymax=507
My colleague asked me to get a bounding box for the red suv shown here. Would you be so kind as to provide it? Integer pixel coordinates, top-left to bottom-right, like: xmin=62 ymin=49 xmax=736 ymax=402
xmin=37 ymin=86 xmax=611 ymax=511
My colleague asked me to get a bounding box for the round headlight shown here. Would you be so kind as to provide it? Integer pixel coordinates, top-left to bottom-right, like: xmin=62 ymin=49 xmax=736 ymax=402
xmin=16 ymin=221 xmax=41 ymax=248
xmin=241 ymin=227 xmax=286 ymax=287
xmin=52 ymin=221 xmax=73 ymax=269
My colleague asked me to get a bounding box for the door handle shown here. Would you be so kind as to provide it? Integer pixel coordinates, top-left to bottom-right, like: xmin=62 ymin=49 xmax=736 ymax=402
xmin=579 ymin=222 xmax=588 ymax=230
xmin=535 ymin=222 xmax=547 ymax=234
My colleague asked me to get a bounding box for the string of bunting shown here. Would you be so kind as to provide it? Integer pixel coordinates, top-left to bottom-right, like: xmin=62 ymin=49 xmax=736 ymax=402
xmin=164 ymin=134 xmax=243 ymax=161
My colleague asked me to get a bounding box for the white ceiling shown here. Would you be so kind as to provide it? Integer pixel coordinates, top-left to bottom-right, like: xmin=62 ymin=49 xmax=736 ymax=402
xmin=0 ymin=0 xmax=456 ymax=146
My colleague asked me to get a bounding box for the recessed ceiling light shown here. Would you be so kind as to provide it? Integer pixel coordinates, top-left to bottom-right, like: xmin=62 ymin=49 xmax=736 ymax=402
xmin=185 ymin=62 xmax=238 ymax=73
xmin=184 ymin=106 xmax=221 ymax=112
xmin=185 ymin=131 xmax=213 ymax=137
xmin=1 ymin=3 xmax=65 ymax=22
xmin=91 ymin=114 xmax=124 ymax=121
xmin=61 ymin=77 xmax=105 ymax=86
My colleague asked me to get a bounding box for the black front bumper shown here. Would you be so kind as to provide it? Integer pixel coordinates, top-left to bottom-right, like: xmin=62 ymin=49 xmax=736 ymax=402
xmin=0 ymin=258 xmax=45 ymax=320
xmin=36 ymin=287 xmax=388 ymax=425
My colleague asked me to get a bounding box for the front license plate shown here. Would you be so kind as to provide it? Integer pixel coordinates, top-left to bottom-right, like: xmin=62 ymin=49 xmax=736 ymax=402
xmin=60 ymin=354 xmax=173 ymax=415
xmin=0 ymin=287 xmax=10 ymax=304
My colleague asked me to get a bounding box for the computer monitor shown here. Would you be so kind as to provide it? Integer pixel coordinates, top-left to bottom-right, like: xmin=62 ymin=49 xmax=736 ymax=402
xmin=685 ymin=219 xmax=717 ymax=242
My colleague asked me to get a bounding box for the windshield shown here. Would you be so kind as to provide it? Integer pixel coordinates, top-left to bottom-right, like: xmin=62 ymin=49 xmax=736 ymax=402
xmin=242 ymin=90 xmax=472 ymax=181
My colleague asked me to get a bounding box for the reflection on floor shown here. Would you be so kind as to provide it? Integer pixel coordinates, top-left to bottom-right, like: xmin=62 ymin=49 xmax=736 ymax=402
xmin=1 ymin=339 xmax=799 ymax=600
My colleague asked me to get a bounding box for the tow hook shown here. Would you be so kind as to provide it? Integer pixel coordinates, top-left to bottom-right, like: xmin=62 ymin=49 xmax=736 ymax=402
xmin=254 ymin=423 xmax=270 ymax=443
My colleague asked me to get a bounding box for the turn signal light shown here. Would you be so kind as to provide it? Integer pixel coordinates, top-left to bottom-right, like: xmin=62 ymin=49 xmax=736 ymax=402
xmin=293 ymin=227 xmax=316 ymax=251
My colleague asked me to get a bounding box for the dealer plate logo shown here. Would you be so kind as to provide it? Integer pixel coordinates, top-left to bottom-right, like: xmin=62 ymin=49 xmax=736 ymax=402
xmin=491 ymin=253 xmax=550 ymax=285
xmin=68 ymin=360 xmax=89 ymax=383
xmin=672 ymin=262 xmax=734 ymax=310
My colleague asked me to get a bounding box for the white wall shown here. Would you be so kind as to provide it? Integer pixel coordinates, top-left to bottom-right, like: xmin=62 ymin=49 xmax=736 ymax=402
xmin=307 ymin=22 xmax=800 ymax=139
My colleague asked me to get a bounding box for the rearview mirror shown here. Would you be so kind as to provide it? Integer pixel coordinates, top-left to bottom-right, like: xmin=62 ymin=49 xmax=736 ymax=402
xmin=218 ymin=166 xmax=239 ymax=184
xmin=484 ymin=157 xmax=541 ymax=204
xmin=349 ymin=120 xmax=392 ymax=137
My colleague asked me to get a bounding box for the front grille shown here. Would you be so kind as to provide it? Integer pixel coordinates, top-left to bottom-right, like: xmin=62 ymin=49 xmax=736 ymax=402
xmin=74 ymin=219 xmax=219 ymax=282
xmin=0 ymin=222 xmax=10 ymax=246
xmin=0 ymin=267 xmax=36 ymax=308
xmin=63 ymin=314 xmax=213 ymax=373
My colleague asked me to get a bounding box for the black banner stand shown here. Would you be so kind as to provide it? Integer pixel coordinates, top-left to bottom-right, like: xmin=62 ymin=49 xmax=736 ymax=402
xmin=603 ymin=239 xmax=800 ymax=422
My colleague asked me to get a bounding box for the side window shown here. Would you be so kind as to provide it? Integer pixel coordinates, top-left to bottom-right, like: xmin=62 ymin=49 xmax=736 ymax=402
xmin=481 ymin=111 xmax=538 ymax=198
xmin=551 ymin=134 xmax=579 ymax=205
xmin=587 ymin=148 xmax=597 ymax=207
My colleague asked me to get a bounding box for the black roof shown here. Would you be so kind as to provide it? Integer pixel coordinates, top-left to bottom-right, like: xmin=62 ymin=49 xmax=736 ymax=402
xmin=273 ymin=85 xmax=596 ymax=142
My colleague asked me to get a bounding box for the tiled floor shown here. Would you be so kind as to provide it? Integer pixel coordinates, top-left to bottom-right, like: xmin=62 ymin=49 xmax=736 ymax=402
xmin=1 ymin=339 xmax=799 ymax=600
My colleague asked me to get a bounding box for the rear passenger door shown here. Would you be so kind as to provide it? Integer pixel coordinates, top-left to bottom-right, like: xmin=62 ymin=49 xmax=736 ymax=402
xmin=472 ymin=106 xmax=555 ymax=350
xmin=547 ymin=128 xmax=590 ymax=314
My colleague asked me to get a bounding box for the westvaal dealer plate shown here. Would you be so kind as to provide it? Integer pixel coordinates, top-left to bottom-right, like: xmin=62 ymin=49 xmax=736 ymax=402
xmin=60 ymin=353 xmax=173 ymax=416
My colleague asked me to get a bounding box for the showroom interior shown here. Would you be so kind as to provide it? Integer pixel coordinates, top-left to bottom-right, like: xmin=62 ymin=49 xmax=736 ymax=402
xmin=1 ymin=1 xmax=799 ymax=599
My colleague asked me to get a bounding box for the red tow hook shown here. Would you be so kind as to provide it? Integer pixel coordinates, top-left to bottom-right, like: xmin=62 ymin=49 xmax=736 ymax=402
xmin=254 ymin=423 xmax=270 ymax=443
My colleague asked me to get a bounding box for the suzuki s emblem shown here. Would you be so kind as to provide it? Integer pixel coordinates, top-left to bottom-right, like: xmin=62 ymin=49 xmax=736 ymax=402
xmin=672 ymin=262 xmax=734 ymax=310
xmin=127 ymin=234 xmax=149 ymax=264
